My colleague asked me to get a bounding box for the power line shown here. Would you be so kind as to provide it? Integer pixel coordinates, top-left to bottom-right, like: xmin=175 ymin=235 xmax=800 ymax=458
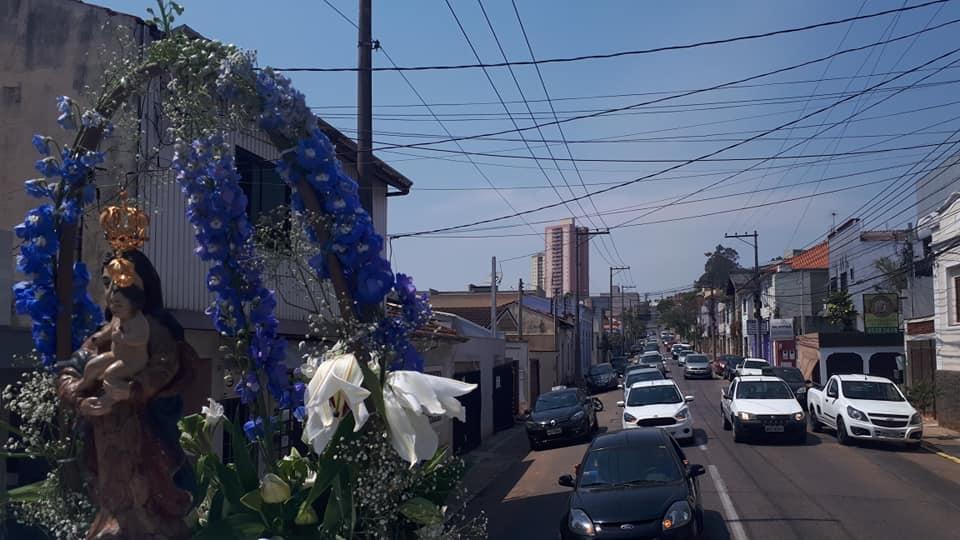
xmin=375 ymin=18 xmax=960 ymax=151
xmin=276 ymin=0 xmax=952 ymax=72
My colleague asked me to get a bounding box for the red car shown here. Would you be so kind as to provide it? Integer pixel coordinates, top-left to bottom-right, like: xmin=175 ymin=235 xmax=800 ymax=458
xmin=714 ymin=355 xmax=743 ymax=377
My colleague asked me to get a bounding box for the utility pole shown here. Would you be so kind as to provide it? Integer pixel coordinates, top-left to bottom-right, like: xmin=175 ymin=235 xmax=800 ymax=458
xmin=574 ymin=228 xmax=608 ymax=381
xmin=490 ymin=256 xmax=497 ymax=337
xmin=518 ymin=277 xmax=524 ymax=339
xmin=357 ymin=0 xmax=376 ymax=212
xmin=726 ymin=231 xmax=762 ymax=359
xmin=609 ymin=266 xmax=630 ymax=362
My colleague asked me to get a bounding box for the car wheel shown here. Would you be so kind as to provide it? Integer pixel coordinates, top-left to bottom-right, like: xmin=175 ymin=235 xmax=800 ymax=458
xmin=808 ymin=407 xmax=822 ymax=433
xmin=836 ymin=417 xmax=852 ymax=446
xmin=722 ymin=408 xmax=732 ymax=430
xmin=733 ymin=418 xmax=746 ymax=443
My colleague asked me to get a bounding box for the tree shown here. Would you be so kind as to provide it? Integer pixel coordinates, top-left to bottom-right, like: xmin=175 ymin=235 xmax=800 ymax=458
xmin=697 ymin=245 xmax=741 ymax=290
xmin=873 ymin=249 xmax=911 ymax=293
xmin=657 ymin=292 xmax=701 ymax=341
xmin=825 ymin=290 xmax=858 ymax=331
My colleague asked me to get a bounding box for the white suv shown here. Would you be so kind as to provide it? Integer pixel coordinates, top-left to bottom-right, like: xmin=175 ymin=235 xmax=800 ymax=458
xmin=617 ymin=380 xmax=695 ymax=443
xmin=721 ymin=375 xmax=806 ymax=444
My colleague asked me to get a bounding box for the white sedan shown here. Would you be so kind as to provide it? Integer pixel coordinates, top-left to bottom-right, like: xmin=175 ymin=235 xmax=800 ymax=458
xmin=617 ymin=380 xmax=695 ymax=443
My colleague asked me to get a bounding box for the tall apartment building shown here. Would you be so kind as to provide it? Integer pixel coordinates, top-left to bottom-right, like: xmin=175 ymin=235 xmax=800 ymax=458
xmin=544 ymin=219 xmax=589 ymax=298
xmin=530 ymin=252 xmax=546 ymax=293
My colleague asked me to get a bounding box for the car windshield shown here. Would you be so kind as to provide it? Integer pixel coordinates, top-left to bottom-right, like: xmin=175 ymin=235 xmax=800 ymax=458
xmin=841 ymin=381 xmax=905 ymax=402
xmin=579 ymin=444 xmax=683 ymax=487
xmin=625 ymin=371 xmax=664 ymax=386
xmin=743 ymin=360 xmax=769 ymax=369
xmin=589 ymin=364 xmax=614 ymax=375
xmin=731 ymin=358 xmax=745 ymax=368
xmin=535 ymin=392 xmax=579 ymax=411
xmin=736 ymin=381 xmax=794 ymax=399
xmin=771 ymin=368 xmax=804 ymax=383
xmin=627 ymin=385 xmax=682 ymax=406
xmin=641 ymin=355 xmax=662 ymax=364
xmin=686 ymin=355 xmax=709 ymax=365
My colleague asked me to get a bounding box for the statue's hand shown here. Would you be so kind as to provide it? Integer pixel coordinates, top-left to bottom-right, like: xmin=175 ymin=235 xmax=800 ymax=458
xmin=54 ymin=349 xmax=94 ymax=375
xmin=103 ymin=378 xmax=133 ymax=402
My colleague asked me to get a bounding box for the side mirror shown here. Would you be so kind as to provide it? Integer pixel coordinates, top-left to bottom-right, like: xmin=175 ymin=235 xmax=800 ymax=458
xmin=687 ymin=464 xmax=706 ymax=478
xmin=685 ymin=395 xmax=695 ymax=402
xmin=721 ymin=392 xmax=730 ymax=400
xmin=558 ymin=474 xmax=575 ymax=488
xmin=616 ymin=400 xmax=625 ymax=408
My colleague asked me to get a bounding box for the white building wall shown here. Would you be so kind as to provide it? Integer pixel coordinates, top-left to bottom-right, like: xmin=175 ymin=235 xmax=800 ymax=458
xmin=932 ymin=197 xmax=960 ymax=371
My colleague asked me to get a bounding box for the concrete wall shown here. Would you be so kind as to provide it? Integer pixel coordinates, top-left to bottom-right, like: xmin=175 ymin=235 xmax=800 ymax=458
xmin=931 ymin=196 xmax=960 ymax=429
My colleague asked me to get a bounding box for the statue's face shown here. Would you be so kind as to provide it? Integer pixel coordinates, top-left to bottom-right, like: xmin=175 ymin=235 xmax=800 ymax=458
xmin=102 ymin=267 xmax=135 ymax=320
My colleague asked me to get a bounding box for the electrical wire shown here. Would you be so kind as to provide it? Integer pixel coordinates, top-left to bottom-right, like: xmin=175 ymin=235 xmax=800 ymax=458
xmin=276 ymin=0 xmax=952 ymax=72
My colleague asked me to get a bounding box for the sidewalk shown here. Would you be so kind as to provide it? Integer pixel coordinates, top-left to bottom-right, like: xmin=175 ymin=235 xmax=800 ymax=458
xmin=454 ymin=423 xmax=529 ymax=510
xmin=922 ymin=421 xmax=960 ymax=464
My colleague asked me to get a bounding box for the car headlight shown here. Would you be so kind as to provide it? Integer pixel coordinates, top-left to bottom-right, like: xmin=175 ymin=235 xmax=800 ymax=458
xmin=569 ymin=508 xmax=596 ymax=536
xmin=571 ymin=410 xmax=585 ymax=422
xmin=739 ymin=411 xmax=754 ymax=421
xmin=662 ymin=500 xmax=693 ymax=531
xmin=846 ymin=406 xmax=867 ymax=421
xmin=910 ymin=413 xmax=922 ymax=425
xmin=624 ymin=412 xmax=637 ymax=423
xmin=793 ymin=412 xmax=805 ymax=422
xmin=675 ymin=407 xmax=689 ymax=421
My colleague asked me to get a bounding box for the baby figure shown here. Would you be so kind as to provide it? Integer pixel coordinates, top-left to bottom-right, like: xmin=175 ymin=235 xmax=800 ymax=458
xmin=77 ymin=284 xmax=150 ymax=415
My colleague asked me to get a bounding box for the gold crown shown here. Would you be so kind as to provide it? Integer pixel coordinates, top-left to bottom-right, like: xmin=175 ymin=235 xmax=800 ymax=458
xmin=100 ymin=191 xmax=149 ymax=289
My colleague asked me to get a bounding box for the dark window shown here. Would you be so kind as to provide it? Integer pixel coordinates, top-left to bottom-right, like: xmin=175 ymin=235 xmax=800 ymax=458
xmin=850 ymin=267 xmax=854 ymax=282
xmin=840 ymin=272 xmax=848 ymax=292
xmin=830 ymin=277 xmax=838 ymax=292
xmin=954 ymin=276 xmax=960 ymax=324
xmin=235 ymin=146 xmax=289 ymax=223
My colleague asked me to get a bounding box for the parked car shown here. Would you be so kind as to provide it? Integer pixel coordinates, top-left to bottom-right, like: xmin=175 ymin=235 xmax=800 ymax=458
xmin=677 ymin=348 xmax=693 ymax=367
xmin=721 ymin=376 xmax=806 ymax=444
xmin=619 ymin=367 xmax=665 ymax=398
xmin=724 ymin=357 xmax=746 ymax=381
xmin=557 ymin=429 xmax=706 ymax=539
xmin=525 ymin=387 xmax=598 ymax=450
xmin=735 ymin=358 xmax=770 ymax=377
xmin=682 ymin=354 xmax=712 ymax=379
xmin=617 ymin=379 xmax=695 ymax=443
xmin=714 ymin=354 xmax=743 ymax=378
xmin=807 ymin=374 xmax=922 ymax=446
xmin=610 ymin=356 xmax=629 ymax=376
xmin=762 ymin=366 xmax=808 ymax=408
xmin=670 ymin=343 xmax=688 ymax=360
xmin=644 ymin=342 xmax=660 ymax=353
xmin=585 ymin=363 xmax=619 ymax=393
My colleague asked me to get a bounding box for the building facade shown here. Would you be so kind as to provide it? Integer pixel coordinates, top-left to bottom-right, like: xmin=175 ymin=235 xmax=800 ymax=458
xmin=928 ymin=192 xmax=960 ymax=429
xmin=544 ymin=219 xmax=589 ymax=298
xmin=530 ymin=252 xmax=546 ymax=293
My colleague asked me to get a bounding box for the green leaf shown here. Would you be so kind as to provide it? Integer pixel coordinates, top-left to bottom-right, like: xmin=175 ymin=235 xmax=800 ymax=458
xmin=239 ymin=489 xmax=262 ymax=512
xmin=1 ymin=480 xmax=48 ymax=503
xmin=321 ymin=475 xmax=344 ymax=533
xmin=212 ymin=459 xmax=243 ymax=507
xmin=359 ymin=359 xmax=388 ymax=421
xmin=0 ymin=451 xmax=40 ymax=460
xmin=400 ymin=497 xmax=444 ymax=526
xmin=193 ymin=511 xmax=266 ymax=540
xmin=0 ymin=419 xmax=27 ymax=438
xmin=208 ymin=488 xmax=224 ymax=524
xmin=298 ymin=461 xmax=342 ymax=519
xmin=225 ymin=418 xmax=258 ymax=491
xmin=422 ymin=446 xmax=449 ymax=475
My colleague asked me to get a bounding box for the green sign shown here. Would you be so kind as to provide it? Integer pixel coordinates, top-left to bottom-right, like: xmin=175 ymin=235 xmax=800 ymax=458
xmin=863 ymin=293 xmax=899 ymax=334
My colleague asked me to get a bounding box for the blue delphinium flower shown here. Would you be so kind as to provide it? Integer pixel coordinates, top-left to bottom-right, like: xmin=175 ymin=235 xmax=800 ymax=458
xmin=56 ymin=96 xmax=76 ymax=130
xmin=32 ymin=135 xmax=51 ymax=155
xmin=243 ymin=417 xmax=265 ymax=441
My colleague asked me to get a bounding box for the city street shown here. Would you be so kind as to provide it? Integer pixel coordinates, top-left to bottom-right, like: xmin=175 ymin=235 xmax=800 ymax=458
xmin=473 ymin=362 xmax=960 ymax=540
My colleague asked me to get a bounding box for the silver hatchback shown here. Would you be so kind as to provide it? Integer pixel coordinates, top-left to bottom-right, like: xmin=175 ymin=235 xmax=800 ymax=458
xmin=683 ymin=354 xmax=713 ymax=379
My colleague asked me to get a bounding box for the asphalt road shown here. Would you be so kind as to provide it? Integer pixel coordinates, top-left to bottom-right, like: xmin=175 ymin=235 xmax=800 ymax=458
xmin=472 ymin=360 xmax=960 ymax=539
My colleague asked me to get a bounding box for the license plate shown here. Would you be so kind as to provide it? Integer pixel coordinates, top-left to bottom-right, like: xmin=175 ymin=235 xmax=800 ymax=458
xmin=546 ymin=428 xmax=562 ymax=436
xmin=875 ymin=429 xmax=903 ymax=438
xmin=764 ymin=425 xmax=784 ymax=433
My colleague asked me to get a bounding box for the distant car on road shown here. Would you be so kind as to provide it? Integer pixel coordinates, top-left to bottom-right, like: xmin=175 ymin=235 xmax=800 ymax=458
xmin=763 ymin=366 xmax=809 ymax=407
xmin=644 ymin=342 xmax=660 ymax=353
xmin=677 ymin=348 xmax=693 ymax=367
xmin=714 ymin=355 xmax=743 ymax=378
xmin=610 ymin=356 xmax=629 ymax=376
xmin=721 ymin=375 xmax=806 ymax=444
xmin=683 ymin=354 xmax=712 ymax=379
xmin=619 ymin=367 xmax=665 ymax=397
xmin=585 ymin=363 xmax=619 ymax=393
xmin=807 ymin=374 xmax=922 ymax=447
xmin=618 ymin=379 xmax=695 ymax=443
xmin=735 ymin=358 xmax=770 ymax=378
xmin=557 ymin=429 xmax=706 ymax=539
xmin=640 ymin=351 xmax=668 ymax=374
xmin=525 ymin=387 xmax=598 ymax=450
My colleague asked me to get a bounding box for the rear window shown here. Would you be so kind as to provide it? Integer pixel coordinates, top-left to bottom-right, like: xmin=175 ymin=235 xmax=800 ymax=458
xmin=744 ymin=360 xmax=769 ymax=369
xmin=625 ymin=370 xmax=664 ymax=386
xmin=686 ymin=355 xmax=709 ymax=364
xmin=589 ymin=364 xmax=614 ymax=375
xmin=770 ymin=368 xmax=804 ymax=383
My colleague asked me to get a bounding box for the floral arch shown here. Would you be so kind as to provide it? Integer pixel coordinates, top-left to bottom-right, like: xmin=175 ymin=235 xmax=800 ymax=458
xmin=8 ymin=4 xmax=482 ymax=539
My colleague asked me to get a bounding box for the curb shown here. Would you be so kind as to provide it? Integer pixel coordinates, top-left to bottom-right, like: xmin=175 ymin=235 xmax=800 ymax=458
xmin=921 ymin=440 xmax=960 ymax=464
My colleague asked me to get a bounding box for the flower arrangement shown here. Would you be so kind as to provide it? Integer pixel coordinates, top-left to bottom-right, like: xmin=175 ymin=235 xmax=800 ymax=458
xmin=8 ymin=2 xmax=485 ymax=538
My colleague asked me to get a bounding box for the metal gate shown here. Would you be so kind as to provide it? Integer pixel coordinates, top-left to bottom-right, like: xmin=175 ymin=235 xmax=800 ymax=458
xmin=453 ymin=370 xmax=482 ymax=454
xmin=907 ymin=339 xmax=936 ymax=416
xmin=492 ymin=362 xmax=517 ymax=432
xmin=529 ymin=358 xmax=541 ymax=407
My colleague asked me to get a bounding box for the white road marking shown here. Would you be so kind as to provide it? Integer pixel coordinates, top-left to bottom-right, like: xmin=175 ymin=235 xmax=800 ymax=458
xmin=707 ymin=464 xmax=749 ymax=540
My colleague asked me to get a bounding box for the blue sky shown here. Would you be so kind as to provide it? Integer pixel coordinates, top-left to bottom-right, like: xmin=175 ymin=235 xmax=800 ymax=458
xmin=95 ymin=0 xmax=960 ymax=296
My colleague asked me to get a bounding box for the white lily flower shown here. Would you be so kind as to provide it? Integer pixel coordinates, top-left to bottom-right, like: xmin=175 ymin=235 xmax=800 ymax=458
xmin=302 ymin=349 xmax=370 ymax=456
xmin=201 ymin=398 xmax=224 ymax=429
xmin=383 ymin=371 xmax=477 ymax=466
